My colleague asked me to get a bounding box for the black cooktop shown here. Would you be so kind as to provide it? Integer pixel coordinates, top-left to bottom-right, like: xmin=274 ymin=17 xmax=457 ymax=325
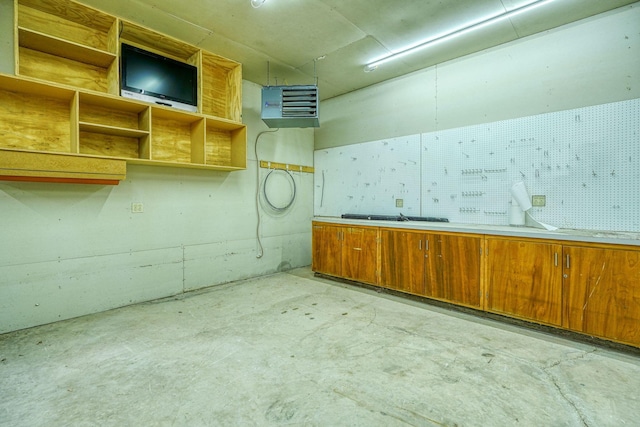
xmin=341 ymin=213 xmax=448 ymax=222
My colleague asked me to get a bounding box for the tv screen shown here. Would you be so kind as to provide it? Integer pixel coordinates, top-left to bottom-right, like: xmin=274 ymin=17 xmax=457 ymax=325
xmin=121 ymin=44 xmax=198 ymax=112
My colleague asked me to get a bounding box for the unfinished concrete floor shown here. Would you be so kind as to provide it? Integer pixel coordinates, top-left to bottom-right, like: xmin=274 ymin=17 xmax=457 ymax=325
xmin=1 ymin=267 xmax=639 ymax=426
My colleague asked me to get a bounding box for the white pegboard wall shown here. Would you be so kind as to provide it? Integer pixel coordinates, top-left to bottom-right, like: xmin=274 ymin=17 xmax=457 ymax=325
xmin=423 ymin=99 xmax=640 ymax=231
xmin=314 ymin=135 xmax=421 ymax=217
xmin=314 ymin=98 xmax=640 ymax=232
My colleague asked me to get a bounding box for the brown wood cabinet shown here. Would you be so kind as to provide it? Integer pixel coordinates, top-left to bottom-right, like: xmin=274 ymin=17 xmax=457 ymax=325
xmin=435 ymin=233 xmax=482 ymax=307
xmin=313 ymin=221 xmax=640 ymax=348
xmin=380 ymin=229 xmax=427 ymax=295
xmin=311 ymin=223 xmax=343 ymax=277
xmin=379 ymin=229 xmax=481 ymax=308
xmin=312 ymin=223 xmax=378 ymax=285
xmin=341 ymin=226 xmax=379 ymax=284
xmin=486 ymin=238 xmax=563 ymax=326
xmin=563 ymin=245 xmax=640 ymax=347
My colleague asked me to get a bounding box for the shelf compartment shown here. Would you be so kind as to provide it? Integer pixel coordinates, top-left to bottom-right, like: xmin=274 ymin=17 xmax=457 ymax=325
xmin=18 ymin=47 xmax=116 ymax=94
xmin=151 ymin=108 xmax=204 ymax=164
xmin=205 ymin=118 xmax=246 ymax=169
xmin=17 ymin=0 xmax=118 ymax=93
xmin=201 ymin=52 xmax=242 ymax=121
xmin=18 ymin=27 xmax=116 ymax=67
xmin=18 ymin=0 xmax=117 ymax=52
xmin=79 ymin=92 xmax=150 ymax=130
xmin=0 ymin=78 xmax=74 ymax=154
xmin=119 ymin=22 xmax=199 ymax=62
xmin=79 ymin=131 xmax=147 ymax=160
xmin=77 ymin=92 xmax=151 ymax=160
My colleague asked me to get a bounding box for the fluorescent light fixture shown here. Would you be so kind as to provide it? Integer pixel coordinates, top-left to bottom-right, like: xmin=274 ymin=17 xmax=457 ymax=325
xmin=364 ymin=0 xmax=554 ymax=72
xmin=251 ymin=0 xmax=267 ymax=8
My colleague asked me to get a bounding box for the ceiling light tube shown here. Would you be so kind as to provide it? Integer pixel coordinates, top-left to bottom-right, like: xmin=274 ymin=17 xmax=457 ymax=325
xmin=364 ymin=0 xmax=554 ymax=72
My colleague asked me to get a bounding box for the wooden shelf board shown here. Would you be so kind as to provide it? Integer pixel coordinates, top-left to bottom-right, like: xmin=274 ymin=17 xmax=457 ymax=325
xmin=152 ymin=107 xmax=203 ymax=123
xmin=79 ymin=92 xmax=150 ymax=113
xmin=0 ymin=175 xmax=120 ymax=185
xmin=79 ymin=122 xmax=149 ymax=138
xmin=19 ymin=27 xmax=116 ymax=67
xmin=206 ymin=116 xmax=246 ymax=131
xmin=0 ymin=73 xmax=75 ymax=99
xmin=127 ymin=158 xmax=244 ymax=171
xmin=0 ymin=149 xmax=126 ymax=183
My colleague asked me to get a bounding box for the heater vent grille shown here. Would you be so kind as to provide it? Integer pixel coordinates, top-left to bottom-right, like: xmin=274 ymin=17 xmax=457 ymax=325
xmin=261 ymin=85 xmax=320 ymax=128
xmin=281 ymin=88 xmax=318 ymax=117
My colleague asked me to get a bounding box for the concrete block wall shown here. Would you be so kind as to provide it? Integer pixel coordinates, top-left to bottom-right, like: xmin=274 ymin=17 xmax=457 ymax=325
xmin=0 ymin=81 xmax=314 ymax=333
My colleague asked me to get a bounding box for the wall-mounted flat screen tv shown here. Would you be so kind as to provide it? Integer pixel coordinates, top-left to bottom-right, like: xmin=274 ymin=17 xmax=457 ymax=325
xmin=120 ymin=43 xmax=198 ymax=113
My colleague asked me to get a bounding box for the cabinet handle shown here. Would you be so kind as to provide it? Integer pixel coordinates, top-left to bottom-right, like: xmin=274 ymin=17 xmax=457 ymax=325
xmin=425 ymin=240 xmax=429 ymax=251
xmin=554 ymin=252 xmax=558 ymax=267
xmin=419 ymin=240 xmax=422 ymax=250
xmin=566 ymin=254 xmax=570 ymax=269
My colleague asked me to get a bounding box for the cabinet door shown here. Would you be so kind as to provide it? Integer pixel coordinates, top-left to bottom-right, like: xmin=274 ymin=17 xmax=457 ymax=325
xmin=342 ymin=227 xmax=378 ymax=285
xmin=423 ymin=232 xmax=444 ymax=300
xmin=434 ymin=234 xmax=482 ymax=307
xmin=380 ymin=229 xmax=425 ymax=295
xmin=563 ymin=246 xmax=640 ymax=346
xmin=486 ymin=239 xmax=563 ymax=326
xmin=311 ymin=224 xmax=343 ymax=276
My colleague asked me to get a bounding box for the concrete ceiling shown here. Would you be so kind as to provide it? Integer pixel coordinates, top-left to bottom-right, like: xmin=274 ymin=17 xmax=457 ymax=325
xmin=80 ymin=0 xmax=637 ymax=100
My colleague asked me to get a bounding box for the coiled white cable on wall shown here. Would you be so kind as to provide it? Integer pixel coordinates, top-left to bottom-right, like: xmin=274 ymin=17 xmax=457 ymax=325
xmin=254 ymin=128 xmax=279 ymax=259
xmin=262 ymin=168 xmax=297 ymax=212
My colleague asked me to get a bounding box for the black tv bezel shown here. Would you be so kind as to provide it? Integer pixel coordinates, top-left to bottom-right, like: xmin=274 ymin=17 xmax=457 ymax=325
xmin=120 ymin=43 xmax=198 ymax=108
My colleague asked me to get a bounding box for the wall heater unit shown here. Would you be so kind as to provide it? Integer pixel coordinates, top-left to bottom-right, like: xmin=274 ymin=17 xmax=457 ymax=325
xmin=261 ymin=85 xmax=319 ymax=128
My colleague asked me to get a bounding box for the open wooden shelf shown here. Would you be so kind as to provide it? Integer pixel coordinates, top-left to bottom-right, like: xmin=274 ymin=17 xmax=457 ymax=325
xmin=0 ymin=77 xmax=74 ymax=154
xmin=18 ymin=27 xmax=116 ymax=67
xmin=119 ymin=21 xmax=199 ymax=62
xmin=205 ymin=118 xmax=246 ymax=169
xmin=18 ymin=0 xmax=117 ymax=45
xmin=201 ymin=52 xmax=243 ymax=121
xmin=17 ymin=0 xmax=119 ymax=94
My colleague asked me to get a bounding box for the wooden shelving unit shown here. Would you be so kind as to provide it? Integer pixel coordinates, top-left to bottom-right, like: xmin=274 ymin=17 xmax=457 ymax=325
xmin=1 ymin=0 xmax=246 ymax=181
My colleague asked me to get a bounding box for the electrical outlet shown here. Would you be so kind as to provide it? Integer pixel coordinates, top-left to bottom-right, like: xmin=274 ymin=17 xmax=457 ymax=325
xmin=532 ymin=195 xmax=546 ymax=207
xmin=131 ymin=202 xmax=144 ymax=213
xmin=396 ymin=198 xmax=403 ymax=208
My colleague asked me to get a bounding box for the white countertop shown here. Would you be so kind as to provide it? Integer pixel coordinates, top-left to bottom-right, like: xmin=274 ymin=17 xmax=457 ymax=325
xmin=313 ymin=216 xmax=640 ymax=247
